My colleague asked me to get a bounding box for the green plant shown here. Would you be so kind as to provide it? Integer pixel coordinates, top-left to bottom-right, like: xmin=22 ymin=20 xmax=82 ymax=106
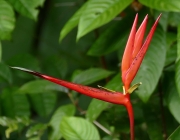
xmin=0 ymin=0 xmax=180 ymax=140
xmin=11 ymin=13 xmax=161 ymax=140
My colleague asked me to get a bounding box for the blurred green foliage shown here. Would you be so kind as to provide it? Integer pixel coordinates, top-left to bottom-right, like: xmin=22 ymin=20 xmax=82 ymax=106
xmin=0 ymin=0 xmax=180 ymax=139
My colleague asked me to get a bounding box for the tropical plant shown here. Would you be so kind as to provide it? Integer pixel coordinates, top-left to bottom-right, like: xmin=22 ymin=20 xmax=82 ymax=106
xmin=11 ymin=13 xmax=161 ymax=140
xmin=0 ymin=0 xmax=180 ymax=140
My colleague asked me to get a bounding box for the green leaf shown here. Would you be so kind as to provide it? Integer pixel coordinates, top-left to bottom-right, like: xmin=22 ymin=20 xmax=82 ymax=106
xmin=86 ymin=99 xmax=109 ymax=122
xmin=166 ymin=32 xmax=177 ymax=47
xmin=0 ymin=0 xmax=15 ymax=40
xmin=60 ymin=116 xmax=100 ymax=140
xmin=164 ymin=32 xmax=177 ymax=71
xmin=43 ymin=55 xmax=68 ymax=78
xmin=175 ymin=24 xmax=180 ymax=95
xmin=177 ymin=24 xmax=180 ymax=60
xmin=164 ymin=44 xmax=176 ymax=71
xmin=26 ymin=123 xmax=48 ymax=138
xmin=143 ymin=103 xmax=164 ymax=140
xmin=105 ymin=73 xmax=123 ymax=91
xmin=8 ymin=54 xmax=39 ymax=70
xmin=0 ymin=116 xmax=18 ymax=138
xmin=88 ymin=14 xmax=134 ymax=56
xmin=8 ymin=0 xmax=45 ymax=20
xmin=7 ymin=53 xmax=40 ymax=79
xmin=0 ymin=63 xmax=12 ymax=84
xmin=168 ymin=12 xmax=180 ymax=27
xmin=49 ymin=104 xmax=75 ymax=140
xmin=109 ymin=30 xmax=130 ymax=57
xmin=0 ymin=87 xmax=30 ymax=118
xmin=154 ymin=11 xmax=169 ymax=31
xmin=163 ymin=73 xmax=180 ymax=136
xmin=18 ymin=80 xmax=68 ymax=94
xmin=167 ymin=126 xmax=180 ymax=140
xmin=0 ymin=41 xmax=1 ymax=61
xmin=59 ymin=2 xmax=88 ymax=41
xmin=72 ymin=68 xmax=114 ymax=85
xmin=27 ymin=136 xmax=40 ymax=140
xmin=133 ymin=25 xmax=166 ymax=102
xmin=139 ymin=0 xmax=180 ymax=12
xmin=88 ymin=27 xmax=129 ymax=56
xmin=167 ymin=82 xmax=180 ymax=123
xmin=164 ymin=72 xmax=180 ymax=124
xmin=77 ymin=0 xmax=133 ymax=39
xmin=29 ymin=92 xmax=57 ymax=117
xmin=86 ymin=74 xmax=122 ymax=122
xmin=0 ymin=116 xmax=30 ymax=138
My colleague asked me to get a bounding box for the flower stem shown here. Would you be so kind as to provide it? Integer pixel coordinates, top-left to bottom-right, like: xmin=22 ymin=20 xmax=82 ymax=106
xmin=125 ymin=100 xmax=134 ymax=140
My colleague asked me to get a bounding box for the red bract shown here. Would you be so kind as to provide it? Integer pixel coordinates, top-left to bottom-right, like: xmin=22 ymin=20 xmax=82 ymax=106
xmin=11 ymin=14 xmax=161 ymax=140
xmin=11 ymin=66 xmax=134 ymax=139
xmin=122 ymin=14 xmax=161 ymax=93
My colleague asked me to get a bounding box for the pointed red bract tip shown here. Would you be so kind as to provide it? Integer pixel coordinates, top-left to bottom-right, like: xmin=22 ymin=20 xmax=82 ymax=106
xmin=121 ymin=14 xmax=161 ymax=93
xmin=121 ymin=14 xmax=138 ymax=86
xmin=132 ymin=14 xmax=148 ymax=61
xmin=11 ymin=66 xmax=130 ymax=105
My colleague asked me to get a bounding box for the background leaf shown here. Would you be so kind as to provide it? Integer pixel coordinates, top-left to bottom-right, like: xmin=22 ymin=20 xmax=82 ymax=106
xmin=8 ymin=0 xmax=45 ymax=20
xmin=166 ymin=32 xmax=177 ymax=47
xmin=87 ymin=20 xmax=131 ymax=56
xmin=0 ymin=41 xmax=1 ymax=61
xmin=105 ymin=73 xmax=123 ymax=91
xmin=0 ymin=0 xmax=15 ymax=40
xmin=0 ymin=116 xmax=30 ymax=138
xmin=86 ymin=74 xmax=122 ymax=122
xmin=72 ymin=68 xmax=113 ymax=85
xmin=165 ymin=44 xmax=176 ymax=68
xmin=86 ymin=99 xmax=109 ymax=122
xmin=175 ymin=24 xmax=180 ymax=95
xmin=60 ymin=116 xmax=100 ymax=140
xmin=59 ymin=2 xmax=88 ymax=41
xmin=168 ymin=12 xmax=180 ymax=27
xmin=0 ymin=87 xmax=30 ymax=118
xmin=26 ymin=123 xmax=48 ymax=138
xmin=166 ymin=79 xmax=180 ymax=123
xmin=49 ymin=104 xmax=75 ymax=140
xmin=29 ymin=92 xmax=57 ymax=117
xmin=133 ymin=25 xmax=166 ymax=102
xmin=7 ymin=53 xmax=40 ymax=79
xmin=77 ymin=0 xmax=133 ymax=39
xmin=168 ymin=126 xmax=180 ymax=140
xmin=154 ymin=11 xmax=169 ymax=31
xmin=177 ymin=24 xmax=180 ymax=60
xmin=43 ymin=55 xmax=68 ymax=78
xmin=18 ymin=80 xmax=68 ymax=94
xmin=8 ymin=54 xmax=39 ymax=70
xmin=143 ymin=102 xmax=164 ymax=140
xmin=139 ymin=0 xmax=180 ymax=12
xmin=0 ymin=63 xmax=12 ymax=84
xmin=1 ymin=1 xmax=180 ymax=139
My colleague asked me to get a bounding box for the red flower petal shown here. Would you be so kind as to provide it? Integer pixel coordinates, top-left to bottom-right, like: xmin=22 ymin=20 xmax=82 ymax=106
xmin=124 ymin=14 xmax=161 ymax=89
xmin=11 ymin=66 xmax=129 ymax=105
xmin=121 ymin=14 xmax=138 ymax=86
xmin=132 ymin=14 xmax=148 ymax=61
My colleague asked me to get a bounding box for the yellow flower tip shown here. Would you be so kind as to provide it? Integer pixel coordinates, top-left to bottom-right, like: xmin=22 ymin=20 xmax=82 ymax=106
xmin=123 ymin=86 xmax=126 ymax=95
xmin=97 ymin=85 xmax=116 ymax=93
xmin=128 ymin=82 xmax=142 ymax=94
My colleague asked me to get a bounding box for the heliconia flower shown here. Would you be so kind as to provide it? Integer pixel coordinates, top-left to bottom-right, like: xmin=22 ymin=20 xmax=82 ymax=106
xmin=11 ymin=66 xmax=134 ymax=139
xmin=122 ymin=14 xmax=161 ymax=93
xmin=11 ymin=13 xmax=161 ymax=140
